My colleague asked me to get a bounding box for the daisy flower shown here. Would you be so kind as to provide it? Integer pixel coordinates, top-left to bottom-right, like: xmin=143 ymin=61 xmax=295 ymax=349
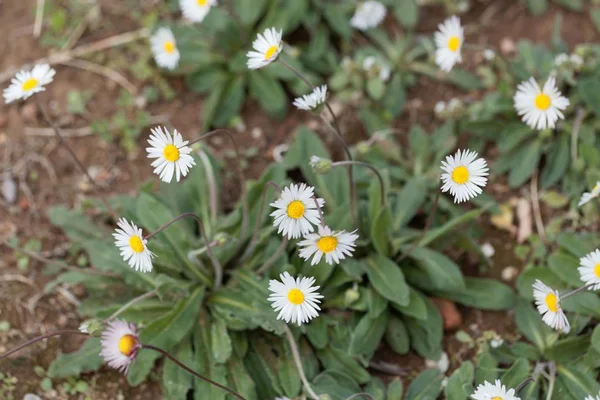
xmin=298 ymin=225 xmax=359 ymax=266
xmin=146 ymin=126 xmax=196 ymax=183
xmin=440 ymin=149 xmax=489 ymax=204
xmin=113 ymin=218 xmax=155 ymax=273
xmin=434 ymin=16 xmax=464 ymax=72
xmin=578 ymin=181 xmax=600 ymax=207
xmin=100 ymin=319 xmax=140 ymax=374
xmin=267 ymin=272 xmax=323 ymax=326
xmin=350 ymin=1 xmax=387 ymax=31
xmin=150 ymin=27 xmax=180 ymax=70
xmin=3 ymin=64 xmax=56 ymax=104
xmin=247 ymin=27 xmax=283 ymax=70
xmin=578 ymin=249 xmax=600 ymax=290
xmin=269 ymin=183 xmax=325 ymax=239
xmin=179 ymin=0 xmax=217 ymax=23
xmin=513 ymin=76 xmax=569 ymax=130
xmin=532 ymin=280 xmax=570 ymax=333
xmin=585 ymin=393 xmax=600 ymax=400
xmin=293 ymin=85 xmax=327 ymax=111
xmin=363 ymin=56 xmax=391 ymax=81
xmin=471 ymin=379 xmax=520 ymax=400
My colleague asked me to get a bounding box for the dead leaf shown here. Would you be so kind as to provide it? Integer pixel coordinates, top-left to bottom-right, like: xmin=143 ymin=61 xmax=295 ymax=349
xmin=516 ymin=197 xmax=532 ymax=243
xmin=490 ymin=203 xmax=516 ymax=234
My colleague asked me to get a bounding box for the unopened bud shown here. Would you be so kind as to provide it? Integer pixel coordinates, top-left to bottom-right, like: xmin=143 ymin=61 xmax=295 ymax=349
xmin=79 ymin=319 xmax=104 ymax=336
xmin=344 ymin=287 xmax=360 ymax=305
xmin=214 ymin=232 xmax=229 ymax=246
xmin=309 ymin=156 xmax=332 ymax=175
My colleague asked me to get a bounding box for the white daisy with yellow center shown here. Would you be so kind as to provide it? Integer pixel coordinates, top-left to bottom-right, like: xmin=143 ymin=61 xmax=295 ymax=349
xmin=298 ymin=226 xmax=359 ymax=266
xmin=532 ymin=279 xmax=570 ymax=333
xmin=146 ymin=126 xmax=196 ymax=183
xmin=513 ymin=76 xmax=569 ymax=130
xmin=150 ymin=27 xmax=180 ymax=70
xmin=179 ymin=0 xmax=217 ymax=22
xmin=440 ymin=149 xmax=489 ymax=204
xmin=113 ymin=218 xmax=155 ymax=272
xmin=434 ymin=16 xmax=464 ymax=72
xmin=578 ymin=249 xmax=600 ymax=291
xmin=267 ymin=272 xmax=323 ymax=326
xmin=578 ymin=181 xmax=600 ymax=207
xmin=471 ymin=379 xmax=520 ymax=400
xmin=270 ymin=183 xmax=325 ymax=239
xmin=350 ymin=1 xmax=387 ymax=31
xmin=293 ymin=85 xmax=327 ymax=111
xmin=100 ymin=319 xmax=140 ymax=374
xmin=247 ymin=27 xmax=283 ymax=70
xmin=3 ymin=64 xmax=56 ymax=104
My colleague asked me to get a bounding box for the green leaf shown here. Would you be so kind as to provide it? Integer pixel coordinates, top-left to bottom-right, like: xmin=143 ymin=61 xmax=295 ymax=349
xmin=474 ymin=351 xmax=498 ymax=386
xmin=233 ymin=0 xmax=267 ymax=25
xmin=385 ymin=314 xmax=410 ymax=355
xmin=406 ymin=247 xmax=465 ymax=292
xmin=405 ymin=369 xmax=443 ymax=400
xmin=393 ymin=177 xmax=428 ymax=231
xmin=405 ymin=298 xmax=442 ymax=360
xmin=444 ymin=361 xmax=474 ymax=400
xmin=541 ymin=134 xmax=569 ymax=188
xmin=227 ymin=355 xmax=258 ymax=400
xmin=47 ymin=338 xmax=103 ymax=378
xmin=127 ymin=286 xmax=205 ymax=386
xmin=386 ymin=379 xmax=403 ymax=400
xmin=527 ymin=0 xmax=548 ymax=15
xmin=557 ymin=232 xmax=597 ymax=256
xmin=213 ymin=75 xmax=245 ymax=127
xmin=323 ymin=4 xmax=352 ymax=39
xmin=547 ymin=251 xmax=582 ymax=287
xmin=556 ymin=365 xmax=600 ymax=399
xmin=317 ymin=347 xmax=371 ymax=385
xmin=372 ymin=206 xmax=392 ymax=256
xmin=562 ymin=292 xmax=600 ymax=319
xmin=544 ymin=335 xmax=591 ymax=363
xmin=508 ymin=140 xmax=542 ymax=187
xmin=394 ymin=0 xmax=418 ymax=29
xmin=515 ymin=267 xmax=563 ymax=300
xmin=248 ymin=70 xmax=287 ymax=118
xmin=211 ymin=319 xmax=233 ymax=364
xmin=366 ymin=254 xmax=410 ymax=307
xmin=194 ymin=313 xmax=229 ymax=400
xmin=500 ymin=358 xmax=530 ymax=389
xmin=579 ymin=75 xmax=600 ymax=117
xmin=515 ymin=299 xmax=555 ymax=351
xmin=436 ymin=278 xmax=515 ymax=310
xmin=162 ymin=338 xmax=193 ymax=400
xmin=348 ymin=311 xmax=388 ymax=359
xmin=391 ymin=288 xmax=428 ymax=320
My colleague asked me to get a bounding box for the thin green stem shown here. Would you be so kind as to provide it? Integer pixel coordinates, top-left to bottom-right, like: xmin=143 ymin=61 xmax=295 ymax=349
xmin=0 ymin=330 xmax=89 ymax=361
xmin=545 ymin=362 xmax=556 ymax=400
xmin=283 ymin=325 xmax=320 ymax=400
xmin=106 ymin=290 xmax=157 ymax=322
xmin=515 ymin=376 xmax=534 ymax=393
xmin=561 ymin=283 xmax=596 ymax=300
xmin=256 ymin=237 xmax=288 ymax=275
xmin=144 ymin=213 xmax=221 ymax=290
xmin=331 ymin=161 xmax=385 ymax=206
xmin=142 ymin=344 xmax=246 ymax=400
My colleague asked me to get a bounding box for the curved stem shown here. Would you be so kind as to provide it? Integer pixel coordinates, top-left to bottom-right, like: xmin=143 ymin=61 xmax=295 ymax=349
xmin=0 ymin=330 xmax=89 ymax=361
xmin=515 ymin=376 xmax=534 ymax=393
xmin=198 ymin=149 xmax=218 ymax=227
xmin=240 ymin=181 xmax=282 ymax=262
xmin=331 ymin=161 xmax=386 ymax=206
xmin=36 ymin=97 xmax=118 ymax=221
xmin=141 ymin=344 xmax=246 ymax=400
xmin=283 ymin=325 xmax=320 ymax=400
xmin=397 ymin=191 xmax=440 ymax=263
xmin=312 ymin=196 xmax=326 ymax=227
xmin=189 ymin=129 xmax=249 ymax=252
xmin=256 ymin=237 xmax=288 ymax=275
xmin=561 ymin=283 xmax=596 ymax=300
xmin=106 ymin=290 xmax=157 ymax=322
xmin=545 ymin=362 xmax=556 ymax=400
xmin=345 ymin=394 xmax=375 ymax=400
xmin=145 ymin=213 xmax=222 ymax=290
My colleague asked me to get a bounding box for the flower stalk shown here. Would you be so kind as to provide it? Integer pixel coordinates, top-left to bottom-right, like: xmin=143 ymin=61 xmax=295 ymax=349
xmin=0 ymin=330 xmax=89 ymax=361
xmin=330 ymin=160 xmax=386 ymax=206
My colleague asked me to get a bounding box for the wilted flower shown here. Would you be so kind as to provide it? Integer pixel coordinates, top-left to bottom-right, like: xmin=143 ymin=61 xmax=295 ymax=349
xmin=513 ymin=76 xmax=569 ymax=130
xmin=434 ymin=16 xmax=464 ymax=72
xmin=3 ymin=64 xmax=56 ymax=104
xmin=267 ymin=272 xmax=323 ymax=326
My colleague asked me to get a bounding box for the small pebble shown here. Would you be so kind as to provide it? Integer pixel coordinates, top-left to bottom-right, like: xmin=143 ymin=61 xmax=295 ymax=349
xmin=502 ymin=266 xmax=519 ymax=282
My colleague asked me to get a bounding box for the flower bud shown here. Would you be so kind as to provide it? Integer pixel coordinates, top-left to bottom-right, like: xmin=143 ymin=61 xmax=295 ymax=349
xmin=309 ymin=156 xmax=332 ymax=175
xmin=79 ymin=319 xmax=104 ymax=336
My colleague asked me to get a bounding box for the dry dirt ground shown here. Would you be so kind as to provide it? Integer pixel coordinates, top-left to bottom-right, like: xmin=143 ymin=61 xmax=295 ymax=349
xmin=0 ymin=0 xmax=599 ymax=399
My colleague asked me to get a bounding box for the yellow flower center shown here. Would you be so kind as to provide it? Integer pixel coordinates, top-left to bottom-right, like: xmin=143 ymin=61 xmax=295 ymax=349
xmin=22 ymin=78 xmax=39 ymax=91
xmin=594 ymin=263 xmax=600 ymax=278
xmin=163 ymin=144 xmax=180 ymax=162
xmin=129 ymin=236 xmax=145 ymax=253
xmin=491 ymin=397 xmax=503 ymax=400
xmin=197 ymin=0 xmax=207 ymax=5
xmin=286 ymin=200 xmax=305 ymax=219
xmin=317 ymin=236 xmax=338 ymax=253
xmin=447 ymin=36 xmax=460 ymax=52
xmin=535 ymin=93 xmax=551 ymax=110
xmin=265 ymin=45 xmax=278 ymax=60
xmin=118 ymin=334 xmax=137 ymax=356
xmin=451 ymin=166 xmax=469 ymax=184
xmin=163 ymin=41 xmax=175 ymax=54
xmin=594 ymin=184 xmax=599 ymax=192
xmin=545 ymin=293 xmax=558 ymax=313
xmin=287 ymin=289 xmax=305 ymax=305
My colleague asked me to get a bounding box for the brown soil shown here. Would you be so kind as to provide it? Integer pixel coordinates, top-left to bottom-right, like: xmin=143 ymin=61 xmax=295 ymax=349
xmin=1 ymin=0 xmax=596 ymax=398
